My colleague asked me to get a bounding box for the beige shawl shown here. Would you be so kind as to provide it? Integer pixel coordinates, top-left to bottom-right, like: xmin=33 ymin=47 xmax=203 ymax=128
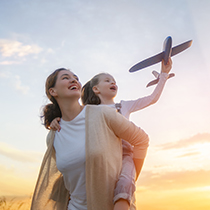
xmin=30 ymin=105 xmax=149 ymax=210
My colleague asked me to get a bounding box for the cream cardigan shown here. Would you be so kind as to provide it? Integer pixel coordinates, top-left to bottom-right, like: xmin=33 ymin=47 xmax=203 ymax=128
xmin=30 ymin=105 xmax=149 ymax=210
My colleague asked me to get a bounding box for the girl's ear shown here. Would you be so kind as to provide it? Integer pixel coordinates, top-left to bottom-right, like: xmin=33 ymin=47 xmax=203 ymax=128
xmin=92 ymin=86 xmax=100 ymax=94
xmin=49 ymin=87 xmax=57 ymax=97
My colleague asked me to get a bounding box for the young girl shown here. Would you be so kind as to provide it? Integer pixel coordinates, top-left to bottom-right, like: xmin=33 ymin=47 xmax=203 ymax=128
xmin=30 ymin=68 xmax=149 ymax=210
xmin=50 ymin=58 xmax=172 ymax=210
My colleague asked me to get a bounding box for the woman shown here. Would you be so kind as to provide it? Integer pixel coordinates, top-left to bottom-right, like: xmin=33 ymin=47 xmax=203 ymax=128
xmin=30 ymin=68 xmax=149 ymax=210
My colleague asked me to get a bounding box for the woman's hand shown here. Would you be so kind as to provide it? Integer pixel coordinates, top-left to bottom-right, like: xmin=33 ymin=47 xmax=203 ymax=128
xmin=161 ymin=57 xmax=172 ymax=74
xmin=50 ymin=117 xmax=61 ymax=132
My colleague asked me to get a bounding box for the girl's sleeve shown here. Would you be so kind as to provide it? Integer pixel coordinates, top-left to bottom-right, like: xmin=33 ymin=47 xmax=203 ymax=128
xmin=121 ymin=73 xmax=169 ymax=115
xmin=104 ymin=107 xmax=149 ymax=159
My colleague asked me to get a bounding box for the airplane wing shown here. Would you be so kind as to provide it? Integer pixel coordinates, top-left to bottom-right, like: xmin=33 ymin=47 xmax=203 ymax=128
xmin=146 ymin=78 xmax=159 ymax=87
xmin=152 ymin=70 xmax=160 ymax=78
xmin=146 ymin=73 xmax=175 ymax=87
xmin=171 ymin=40 xmax=192 ymax=56
xmin=168 ymin=73 xmax=175 ymax=79
xmin=129 ymin=52 xmax=164 ymax=73
xmin=129 ymin=39 xmax=192 ymax=73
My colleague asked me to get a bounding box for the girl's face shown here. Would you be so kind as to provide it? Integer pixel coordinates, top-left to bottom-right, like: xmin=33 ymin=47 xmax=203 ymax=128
xmin=50 ymin=70 xmax=82 ymax=100
xmin=94 ymin=74 xmax=118 ymax=99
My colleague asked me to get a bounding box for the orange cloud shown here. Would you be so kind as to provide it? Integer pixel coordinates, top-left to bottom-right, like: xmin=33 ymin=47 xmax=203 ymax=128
xmin=137 ymin=169 xmax=210 ymax=191
xmin=135 ymin=168 xmax=210 ymax=209
xmin=0 ymin=142 xmax=42 ymax=163
xmin=176 ymin=151 xmax=200 ymax=158
xmin=136 ymin=187 xmax=210 ymax=210
xmin=157 ymin=133 xmax=210 ymax=150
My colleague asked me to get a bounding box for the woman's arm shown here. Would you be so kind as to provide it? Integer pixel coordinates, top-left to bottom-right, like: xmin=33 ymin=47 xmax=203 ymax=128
xmin=105 ymin=107 xmax=149 ymax=160
xmin=133 ymin=158 xmax=144 ymax=180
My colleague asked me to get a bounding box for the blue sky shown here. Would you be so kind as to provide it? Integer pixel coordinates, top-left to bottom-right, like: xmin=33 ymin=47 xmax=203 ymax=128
xmin=0 ymin=0 xmax=210 ymax=200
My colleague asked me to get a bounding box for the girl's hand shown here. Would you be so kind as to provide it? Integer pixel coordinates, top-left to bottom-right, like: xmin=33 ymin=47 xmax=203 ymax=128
xmin=161 ymin=57 xmax=172 ymax=74
xmin=50 ymin=117 xmax=61 ymax=132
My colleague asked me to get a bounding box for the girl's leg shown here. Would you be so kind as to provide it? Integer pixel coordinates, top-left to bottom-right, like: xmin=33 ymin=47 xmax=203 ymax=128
xmin=114 ymin=199 xmax=130 ymax=210
xmin=113 ymin=140 xmax=136 ymax=209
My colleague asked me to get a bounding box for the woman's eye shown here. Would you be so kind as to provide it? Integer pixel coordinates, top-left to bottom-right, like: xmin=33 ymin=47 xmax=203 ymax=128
xmin=63 ymin=77 xmax=69 ymax=80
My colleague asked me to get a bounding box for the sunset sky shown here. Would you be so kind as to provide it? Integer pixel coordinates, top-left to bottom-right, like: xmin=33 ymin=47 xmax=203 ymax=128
xmin=0 ymin=0 xmax=210 ymax=209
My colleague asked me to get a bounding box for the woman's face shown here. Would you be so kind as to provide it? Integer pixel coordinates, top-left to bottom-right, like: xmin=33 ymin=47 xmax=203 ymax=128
xmin=50 ymin=70 xmax=82 ymax=100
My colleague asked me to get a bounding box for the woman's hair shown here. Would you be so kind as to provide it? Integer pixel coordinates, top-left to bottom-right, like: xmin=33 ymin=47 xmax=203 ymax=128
xmin=81 ymin=73 xmax=107 ymax=105
xmin=41 ymin=68 xmax=68 ymax=129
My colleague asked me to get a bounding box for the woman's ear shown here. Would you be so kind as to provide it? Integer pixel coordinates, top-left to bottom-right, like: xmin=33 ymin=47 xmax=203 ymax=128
xmin=49 ymin=87 xmax=57 ymax=97
xmin=92 ymin=86 xmax=100 ymax=94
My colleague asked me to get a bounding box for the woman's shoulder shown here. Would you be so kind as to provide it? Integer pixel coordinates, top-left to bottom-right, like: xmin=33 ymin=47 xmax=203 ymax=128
xmin=86 ymin=104 xmax=116 ymax=115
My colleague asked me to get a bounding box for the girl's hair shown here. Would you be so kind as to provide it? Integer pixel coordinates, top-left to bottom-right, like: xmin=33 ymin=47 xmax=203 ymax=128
xmin=41 ymin=68 xmax=68 ymax=129
xmin=81 ymin=73 xmax=107 ymax=105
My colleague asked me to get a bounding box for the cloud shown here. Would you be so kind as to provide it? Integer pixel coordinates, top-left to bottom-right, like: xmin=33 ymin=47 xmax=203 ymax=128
xmin=0 ymin=61 xmax=21 ymax=65
xmin=157 ymin=133 xmax=210 ymax=150
xmin=135 ymin=184 xmax=210 ymax=210
xmin=137 ymin=169 xmax=210 ymax=191
xmin=0 ymin=71 xmax=10 ymax=78
xmin=0 ymin=39 xmax=42 ymax=58
xmin=13 ymin=75 xmax=30 ymax=95
xmin=0 ymin=71 xmax=30 ymax=95
xmin=176 ymin=151 xmax=200 ymax=158
xmin=0 ymin=142 xmax=42 ymax=163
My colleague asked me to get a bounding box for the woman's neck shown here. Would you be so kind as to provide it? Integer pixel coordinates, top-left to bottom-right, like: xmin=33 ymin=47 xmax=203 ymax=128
xmin=58 ymin=99 xmax=83 ymax=121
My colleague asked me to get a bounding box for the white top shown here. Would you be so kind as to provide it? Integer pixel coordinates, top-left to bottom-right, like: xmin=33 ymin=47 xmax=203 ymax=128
xmin=54 ymin=106 xmax=87 ymax=210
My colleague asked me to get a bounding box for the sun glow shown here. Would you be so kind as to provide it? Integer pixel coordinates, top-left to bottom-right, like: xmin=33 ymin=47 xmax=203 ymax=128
xmin=196 ymin=143 xmax=210 ymax=156
xmin=136 ymin=186 xmax=210 ymax=210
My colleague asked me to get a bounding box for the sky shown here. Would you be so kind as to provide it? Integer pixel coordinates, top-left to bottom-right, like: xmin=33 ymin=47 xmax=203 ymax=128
xmin=0 ymin=0 xmax=210 ymax=209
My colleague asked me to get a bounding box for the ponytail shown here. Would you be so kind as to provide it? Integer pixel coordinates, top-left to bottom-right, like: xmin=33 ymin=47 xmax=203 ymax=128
xmin=81 ymin=80 xmax=101 ymax=105
xmin=41 ymin=68 xmax=66 ymax=129
xmin=41 ymin=101 xmax=62 ymax=129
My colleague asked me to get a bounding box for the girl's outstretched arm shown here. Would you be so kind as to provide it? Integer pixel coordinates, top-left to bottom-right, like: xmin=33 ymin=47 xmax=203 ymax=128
xmin=121 ymin=57 xmax=173 ymax=117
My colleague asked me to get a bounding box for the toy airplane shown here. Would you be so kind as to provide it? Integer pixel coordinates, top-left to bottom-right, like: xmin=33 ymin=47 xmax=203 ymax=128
xmin=146 ymin=70 xmax=175 ymax=87
xmin=129 ymin=36 xmax=192 ymax=73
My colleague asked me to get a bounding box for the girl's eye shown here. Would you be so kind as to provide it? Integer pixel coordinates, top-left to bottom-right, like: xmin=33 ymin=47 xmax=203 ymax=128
xmin=105 ymin=79 xmax=109 ymax=82
xmin=63 ymin=76 xmax=69 ymax=80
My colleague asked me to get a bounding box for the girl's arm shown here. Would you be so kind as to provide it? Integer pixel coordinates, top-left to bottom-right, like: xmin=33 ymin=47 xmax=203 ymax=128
xmin=121 ymin=58 xmax=172 ymax=116
xmin=49 ymin=117 xmax=61 ymax=132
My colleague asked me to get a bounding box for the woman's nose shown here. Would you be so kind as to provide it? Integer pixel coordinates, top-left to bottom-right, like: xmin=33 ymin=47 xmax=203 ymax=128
xmin=70 ymin=78 xmax=77 ymax=83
